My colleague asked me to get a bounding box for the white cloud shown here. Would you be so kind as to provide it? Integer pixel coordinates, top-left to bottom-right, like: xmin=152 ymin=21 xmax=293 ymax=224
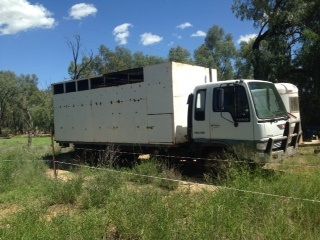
xmin=140 ymin=33 xmax=163 ymax=46
xmin=0 ymin=0 xmax=55 ymax=35
xmin=191 ymin=30 xmax=206 ymax=37
xmin=177 ymin=22 xmax=192 ymax=30
xmin=237 ymin=33 xmax=257 ymax=44
xmin=69 ymin=3 xmax=97 ymax=20
xmin=113 ymin=23 xmax=133 ymax=45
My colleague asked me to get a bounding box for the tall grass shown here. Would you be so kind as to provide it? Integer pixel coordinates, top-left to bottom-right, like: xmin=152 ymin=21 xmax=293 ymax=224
xmin=129 ymin=159 xmax=181 ymax=190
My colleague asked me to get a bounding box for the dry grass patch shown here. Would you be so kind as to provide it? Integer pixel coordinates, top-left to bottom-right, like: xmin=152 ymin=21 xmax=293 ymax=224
xmin=43 ymin=204 xmax=77 ymax=222
xmin=0 ymin=204 xmax=23 ymax=221
xmin=46 ymin=169 xmax=75 ymax=182
xmin=177 ymin=182 xmax=218 ymax=193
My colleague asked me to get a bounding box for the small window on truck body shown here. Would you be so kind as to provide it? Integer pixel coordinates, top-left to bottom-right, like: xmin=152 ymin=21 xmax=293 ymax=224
xmin=77 ymin=79 xmax=89 ymax=91
xmin=213 ymin=85 xmax=250 ymax=122
xmin=53 ymin=84 xmax=64 ymax=95
xmin=194 ymin=89 xmax=206 ymax=121
xmin=289 ymin=96 xmax=299 ymax=113
xmin=65 ymin=82 xmax=76 ymax=93
xmin=91 ymin=77 xmax=105 ymax=89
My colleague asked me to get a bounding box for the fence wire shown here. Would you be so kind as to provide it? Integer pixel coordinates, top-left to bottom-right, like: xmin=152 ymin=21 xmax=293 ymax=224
xmin=2 ymin=158 xmax=319 ymax=204
xmin=55 ymin=160 xmax=320 ymax=204
xmin=2 ymin=141 xmax=320 ymax=205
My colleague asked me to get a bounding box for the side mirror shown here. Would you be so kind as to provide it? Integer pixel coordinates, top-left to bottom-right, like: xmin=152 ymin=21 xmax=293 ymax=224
xmin=218 ymin=88 xmax=224 ymax=111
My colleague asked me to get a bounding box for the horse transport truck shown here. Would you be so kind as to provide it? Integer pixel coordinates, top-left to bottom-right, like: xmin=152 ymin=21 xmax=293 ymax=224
xmin=52 ymin=62 xmax=301 ymax=161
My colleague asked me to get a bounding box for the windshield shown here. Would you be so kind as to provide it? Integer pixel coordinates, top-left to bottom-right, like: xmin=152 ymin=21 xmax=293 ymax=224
xmin=249 ymin=82 xmax=287 ymax=119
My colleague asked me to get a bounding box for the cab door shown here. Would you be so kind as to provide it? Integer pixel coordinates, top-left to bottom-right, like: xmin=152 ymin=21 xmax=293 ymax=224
xmin=192 ymin=88 xmax=210 ymax=141
xmin=209 ymin=84 xmax=254 ymax=144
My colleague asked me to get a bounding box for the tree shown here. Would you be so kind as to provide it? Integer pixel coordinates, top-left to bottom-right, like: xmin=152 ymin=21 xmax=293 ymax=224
xmin=132 ymin=52 xmax=164 ymax=68
xmin=234 ymin=40 xmax=255 ymax=79
xmin=232 ymin=0 xmax=308 ymax=80
xmin=194 ymin=25 xmax=237 ymax=80
xmin=81 ymin=45 xmax=165 ymax=75
xmin=0 ymin=70 xmax=53 ymax=142
xmin=67 ymin=34 xmax=94 ymax=80
xmin=15 ymin=74 xmax=41 ymax=146
xmin=232 ymin=0 xmax=320 ymax=129
xmin=0 ymin=71 xmax=19 ymax=135
xmin=168 ymin=46 xmax=192 ymax=64
xmin=32 ymin=89 xmax=53 ymax=133
xmin=194 ymin=45 xmax=215 ymax=69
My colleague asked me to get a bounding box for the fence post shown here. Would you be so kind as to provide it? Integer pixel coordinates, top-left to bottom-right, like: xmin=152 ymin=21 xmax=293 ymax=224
xmin=51 ymin=131 xmax=57 ymax=179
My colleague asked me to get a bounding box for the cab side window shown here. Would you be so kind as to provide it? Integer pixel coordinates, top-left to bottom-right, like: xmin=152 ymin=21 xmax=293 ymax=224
xmin=195 ymin=89 xmax=206 ymax=121
xmin=213 ymin=85 xmax=250 ymax=122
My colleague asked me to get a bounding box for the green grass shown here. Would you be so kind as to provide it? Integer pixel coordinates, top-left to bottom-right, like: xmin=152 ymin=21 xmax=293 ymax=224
xmin=0 ymin=137 xmax=320 ymax=239
xmin=0 ymin=135 xmax=51 ymax=148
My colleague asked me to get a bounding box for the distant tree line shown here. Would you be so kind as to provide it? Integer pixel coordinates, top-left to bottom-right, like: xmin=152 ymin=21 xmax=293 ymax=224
xmin=1 ymin=0 xmax=318 ymax=138
xmin=0 ymin=72 xmax=52 ymax=140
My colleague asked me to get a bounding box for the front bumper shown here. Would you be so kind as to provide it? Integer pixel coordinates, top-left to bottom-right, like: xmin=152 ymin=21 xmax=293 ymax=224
xmin=257 ymin=120 xmax=302 ymax=161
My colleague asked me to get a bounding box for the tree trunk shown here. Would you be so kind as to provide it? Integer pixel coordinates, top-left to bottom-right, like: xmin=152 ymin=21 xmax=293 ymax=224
xmin=27 ymin=131 xmax=32 ymax=148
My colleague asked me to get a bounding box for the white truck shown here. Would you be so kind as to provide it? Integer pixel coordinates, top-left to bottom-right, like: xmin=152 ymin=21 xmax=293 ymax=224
xmin=53 ymin=62 xmax=301 ymax=160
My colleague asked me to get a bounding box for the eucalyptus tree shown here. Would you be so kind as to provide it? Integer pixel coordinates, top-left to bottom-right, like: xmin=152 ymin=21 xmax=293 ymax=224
xmin=168 ymin=46 xmax=192 ymax=64
xmin=0 ymin=71 xmax=18 ymax=135
xmin=232 ymin=0 xmax=320 ymax=127
xmin=194 ymin=25 xmax=237 ymax=80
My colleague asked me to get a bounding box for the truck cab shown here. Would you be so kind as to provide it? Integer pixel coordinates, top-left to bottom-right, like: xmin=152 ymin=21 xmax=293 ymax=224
xmin=191 ymin=79 xmax=301 ymax=158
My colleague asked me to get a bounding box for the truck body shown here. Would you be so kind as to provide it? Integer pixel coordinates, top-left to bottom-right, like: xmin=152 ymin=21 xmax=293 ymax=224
xmin=53 ymin=62 xmax=301 ymax=159
xmin=53 ymin=62 xmax=217 ymax=146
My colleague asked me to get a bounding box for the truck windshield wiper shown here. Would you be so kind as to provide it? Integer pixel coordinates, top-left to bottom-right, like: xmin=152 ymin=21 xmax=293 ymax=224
xmin=258 ymin=115 xmax=288 ymax=123
xmin=272 ymin=111 xmax=289 ymax=120
xmin=287 ymin=112 xmax=297 ymax=119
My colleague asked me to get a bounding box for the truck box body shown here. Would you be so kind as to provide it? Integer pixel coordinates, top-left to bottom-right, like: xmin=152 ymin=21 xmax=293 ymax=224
xmin=53 ymin=62 xmax=217 ymax=145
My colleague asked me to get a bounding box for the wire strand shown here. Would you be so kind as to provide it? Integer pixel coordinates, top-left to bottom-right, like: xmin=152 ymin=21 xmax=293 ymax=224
xmin=54 ymin=160 xmax=320 ymax=204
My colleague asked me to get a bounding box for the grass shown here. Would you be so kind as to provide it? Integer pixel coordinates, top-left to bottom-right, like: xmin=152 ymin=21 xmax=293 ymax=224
xmin=0 ymin=136 xmax=320 ymax=239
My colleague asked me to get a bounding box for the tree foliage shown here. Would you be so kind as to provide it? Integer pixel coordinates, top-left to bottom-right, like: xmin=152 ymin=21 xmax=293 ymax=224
xmin=234 ymin=39 xmax=254 ymax=79
xmin=68 ymin=45 xmax=165 ymax=78
xmin=232 ymin=0 xmax=320 ymax=127
xmin=194 ymin=25 xmax=237 ymax=80
xmin=0 ymin=71 xmax=52 ymax=136
xmin=168 ymin=46 xmax=192 ymax=64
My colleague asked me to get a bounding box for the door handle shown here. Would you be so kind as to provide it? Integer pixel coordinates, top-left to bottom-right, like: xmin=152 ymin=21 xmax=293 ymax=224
xmin=211 ymin=124 xmax=220 ymax=127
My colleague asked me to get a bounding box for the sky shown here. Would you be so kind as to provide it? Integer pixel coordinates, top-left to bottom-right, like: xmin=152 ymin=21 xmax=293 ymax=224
xmin=0 ymin=0 xmax=257 ymax=89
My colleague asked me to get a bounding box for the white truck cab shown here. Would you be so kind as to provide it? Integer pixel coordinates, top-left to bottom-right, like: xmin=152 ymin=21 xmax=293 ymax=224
xmin=191 ymin=79 xmax=302 ymax=158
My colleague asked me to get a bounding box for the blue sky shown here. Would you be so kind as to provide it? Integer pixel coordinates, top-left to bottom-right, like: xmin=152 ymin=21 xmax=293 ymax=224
xmin=0 ymin=0 xmax=257 ymax=88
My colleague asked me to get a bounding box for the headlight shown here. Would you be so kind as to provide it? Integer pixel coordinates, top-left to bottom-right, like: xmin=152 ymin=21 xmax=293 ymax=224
xmin=256 ymin=142 xmax=268 ymax=151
